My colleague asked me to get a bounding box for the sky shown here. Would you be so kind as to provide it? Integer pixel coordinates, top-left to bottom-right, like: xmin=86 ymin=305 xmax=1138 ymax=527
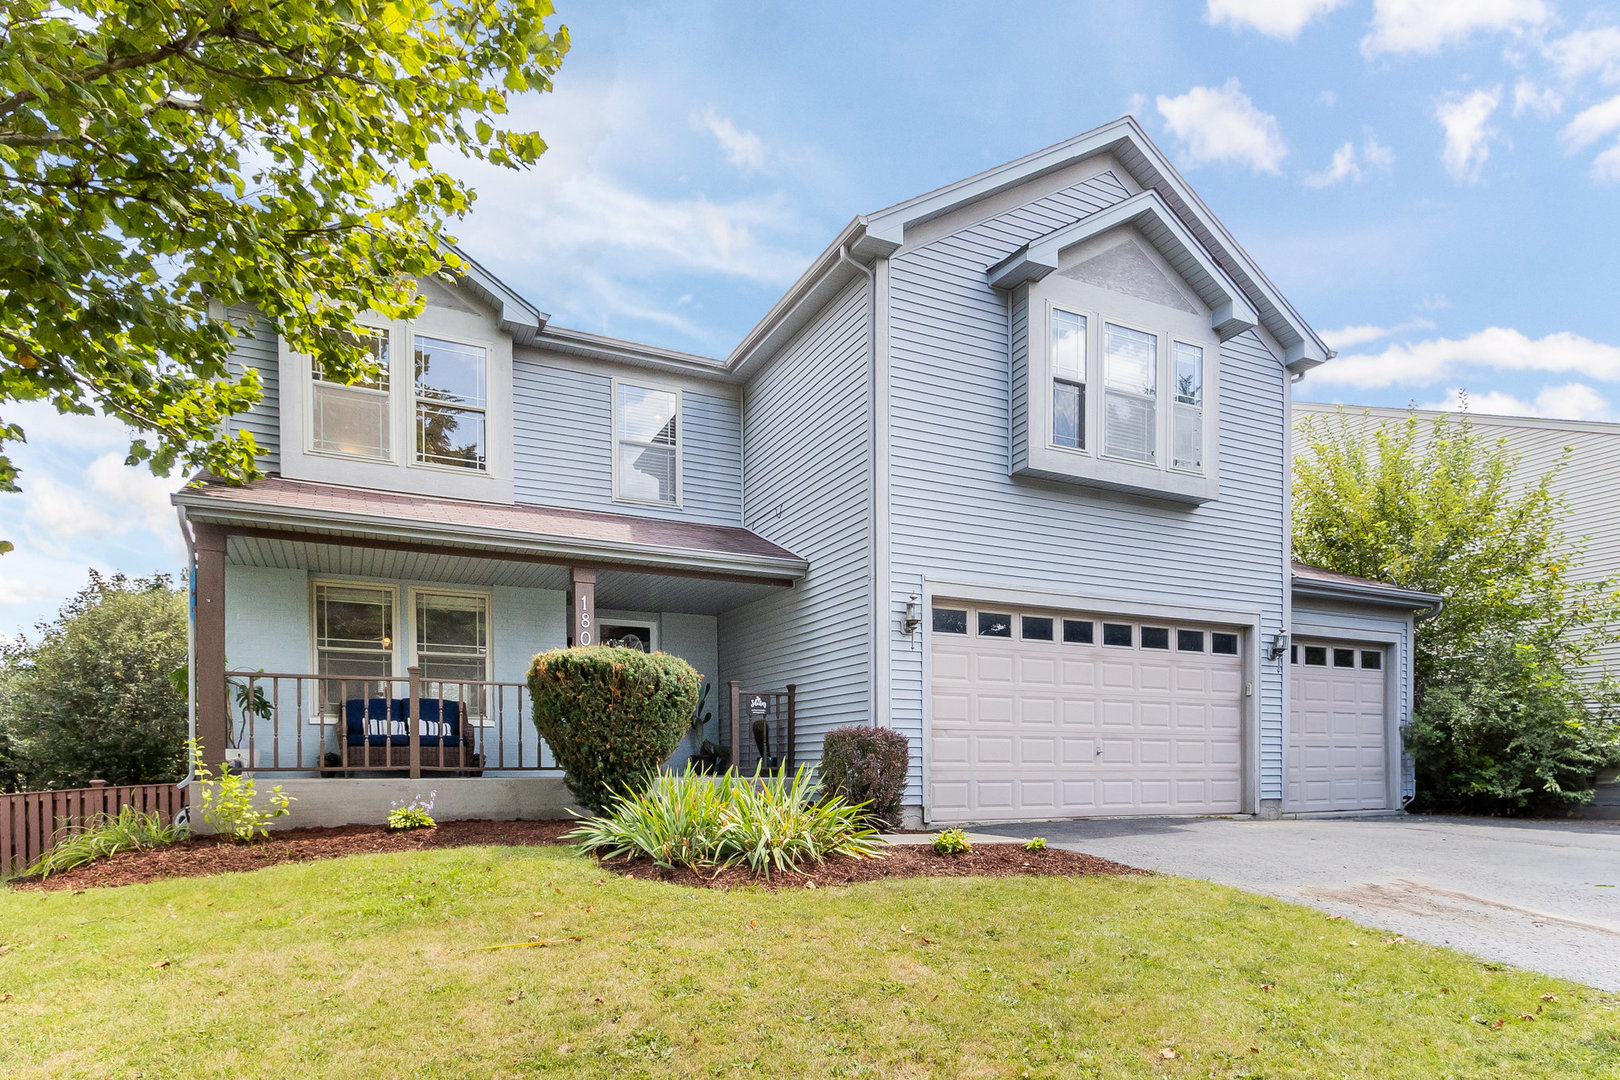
xmin=5 ymin=0 xmax=1620 ymax=635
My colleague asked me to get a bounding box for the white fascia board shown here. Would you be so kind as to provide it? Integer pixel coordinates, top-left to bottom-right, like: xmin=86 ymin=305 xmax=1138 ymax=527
xmin=442 ymin=242 xmax=548 ymax=345
xmin=725 ymin=217 xmax=869 ymax=376
xmin=172 ymin=494 xmax=809 ymax=583
xmin=535 ymin=325 xmax=734 ymax=383
xmin=1290 ymin=579 xmax=1442 ymax=612
xmin=986 ymin=190 xmax=1258 ymax=341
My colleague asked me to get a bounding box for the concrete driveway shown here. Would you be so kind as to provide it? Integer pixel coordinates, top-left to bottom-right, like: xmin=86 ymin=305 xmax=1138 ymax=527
xmin=974 ymin=815 xmax=1620 ymax=991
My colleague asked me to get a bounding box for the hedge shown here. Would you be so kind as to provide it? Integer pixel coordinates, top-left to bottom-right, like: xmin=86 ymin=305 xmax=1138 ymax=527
xmin=818 ymin=725 xmax=909 ymax=827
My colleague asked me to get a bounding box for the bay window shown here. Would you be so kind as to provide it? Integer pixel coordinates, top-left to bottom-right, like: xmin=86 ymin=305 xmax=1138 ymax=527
xmin=1172 ymin=341 xmax=1204 ymax=473
xmin=1102 ymin=322 xmax=1157 ymax=464
xmin=1050 ymin=309 xmax=1086 ymax=449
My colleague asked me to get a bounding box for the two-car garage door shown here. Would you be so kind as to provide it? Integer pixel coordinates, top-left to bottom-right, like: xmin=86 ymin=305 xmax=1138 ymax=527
xmin=927 ymin=602 xmax=1244 ymax=823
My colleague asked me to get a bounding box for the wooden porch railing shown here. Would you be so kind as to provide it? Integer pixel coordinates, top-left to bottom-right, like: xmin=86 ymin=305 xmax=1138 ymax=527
xmin=223 ymin=669 xmax=561 ymax=776
xmin=727 ymin=682 xmax=797 ymax=775
xmin=0 ymin=781 xmax=187 ymax=877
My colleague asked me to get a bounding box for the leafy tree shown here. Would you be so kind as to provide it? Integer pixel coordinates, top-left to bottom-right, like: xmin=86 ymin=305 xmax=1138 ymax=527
xmin=1293 ymin=408 xmax=1620 ymax=813
xmin=0 ymin=0 xmax=568 ymax=544
xmin=0 ymin=570 xmax=188 ymax=789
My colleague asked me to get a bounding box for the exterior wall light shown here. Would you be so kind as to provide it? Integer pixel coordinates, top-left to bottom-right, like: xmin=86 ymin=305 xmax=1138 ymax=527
xmin=1267 ymin=631 xmax=1289 ymax=662
xmin=903 ymin=594 xmax=921 ymax=638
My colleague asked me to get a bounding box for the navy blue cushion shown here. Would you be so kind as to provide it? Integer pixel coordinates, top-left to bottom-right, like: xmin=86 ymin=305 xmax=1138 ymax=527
xmin=413 ymin=699 xmax=462 ymax=746
xmin=344 ymin=698 xmax=396 ymax=747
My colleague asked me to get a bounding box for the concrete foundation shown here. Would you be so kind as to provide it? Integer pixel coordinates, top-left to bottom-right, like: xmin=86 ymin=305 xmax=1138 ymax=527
xmin=217 ymin=776 xmax=583 ymax=831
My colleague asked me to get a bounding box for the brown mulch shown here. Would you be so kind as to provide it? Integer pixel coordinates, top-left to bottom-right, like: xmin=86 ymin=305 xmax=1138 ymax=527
xmin=604 ymin=843 xmax=1145 ymax=890
xmin=9 ymin=822 xmax=1144 ymax=894
xmin=8 ymin=819 xmax=578 ymax=892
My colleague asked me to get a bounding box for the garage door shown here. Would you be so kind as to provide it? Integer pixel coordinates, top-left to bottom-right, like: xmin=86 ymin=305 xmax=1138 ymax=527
xmin=927 ymin=602 xmax=1244 ymax=823
xmin=1287 ymin=641 xmax=1389 ymax=812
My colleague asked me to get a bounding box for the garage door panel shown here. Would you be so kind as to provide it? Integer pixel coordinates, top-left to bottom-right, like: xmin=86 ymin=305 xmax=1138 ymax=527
xmin=928 ymin=603 xmax=1245 ymax=823
xmin=1287 ymin=640 xmax=1390 ymax=813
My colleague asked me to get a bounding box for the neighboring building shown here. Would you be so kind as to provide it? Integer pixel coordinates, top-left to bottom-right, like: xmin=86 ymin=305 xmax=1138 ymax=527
xmin=176 ymin=117 xmax=1439 ymax=828
xmin=1292 ymin=402 xmax=1620 ymax=678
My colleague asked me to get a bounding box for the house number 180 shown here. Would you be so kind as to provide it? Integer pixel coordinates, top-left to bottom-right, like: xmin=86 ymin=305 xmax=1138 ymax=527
xmin=577 ymin=592 xmax=593 ymax=646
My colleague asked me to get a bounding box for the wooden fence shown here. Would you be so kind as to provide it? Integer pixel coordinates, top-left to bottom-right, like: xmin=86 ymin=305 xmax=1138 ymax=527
xmin=0 ymin=780 xmax=188 ymax=877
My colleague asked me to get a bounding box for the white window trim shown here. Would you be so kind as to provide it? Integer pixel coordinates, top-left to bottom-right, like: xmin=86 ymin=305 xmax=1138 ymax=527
xmin=410 ymin=331 xmax=491 ymax=475
xmin=596 ymin=614 xmax=659 ymax=652
xmin=308 ymin=578 xmax=401 ymax=725
xmin=306 ymin=320 xmax=399 ymax=465
xmin=1169 ymin=338 xmax=1206 ymax=477
xmin=610 ymin=376 xmax=684 ymax=509
xmin=406 ymin=585 xmax=494 ymax=676
xmin=1047 ymin=303 xmax=1088 ymax=454
xmin=1098 ymin=315 xmax=1163 ymax=469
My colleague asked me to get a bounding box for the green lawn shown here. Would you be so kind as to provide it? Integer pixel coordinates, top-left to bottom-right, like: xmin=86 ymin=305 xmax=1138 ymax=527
xmin=1 ymin=845 xmax=1615 ymax=1078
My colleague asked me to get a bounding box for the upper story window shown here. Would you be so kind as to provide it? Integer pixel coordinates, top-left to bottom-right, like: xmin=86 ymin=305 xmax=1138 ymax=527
xmin=414 ymin=335 xmax=488 ymax=471
xmin=1172 ymin=342 xmax=1204 ymax=473
xmin=1050 ymin=309 xmax=1086 ymax=450
xmin=614 ymin=381 xmax=681 ymax=506
xmin=1101 ymin=322 xmax=1158 ymax=464
xmin=310 ymin=326 xmax=391 ymax=461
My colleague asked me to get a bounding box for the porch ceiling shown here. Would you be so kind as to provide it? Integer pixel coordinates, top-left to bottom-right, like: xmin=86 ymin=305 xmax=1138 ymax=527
xmin=227 ymin=535 xmax=782 ymax=615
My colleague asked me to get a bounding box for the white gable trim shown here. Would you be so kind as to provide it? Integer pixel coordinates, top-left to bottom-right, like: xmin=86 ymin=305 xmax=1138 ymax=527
xmin=985 ymin=190 xmax=1259 ymax=342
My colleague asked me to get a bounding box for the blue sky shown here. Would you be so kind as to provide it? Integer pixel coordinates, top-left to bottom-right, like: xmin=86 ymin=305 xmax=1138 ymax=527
xmin=5 ymin=0 xmax=1620 ymax=635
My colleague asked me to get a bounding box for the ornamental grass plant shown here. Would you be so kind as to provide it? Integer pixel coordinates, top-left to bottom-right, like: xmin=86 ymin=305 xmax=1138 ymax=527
xmin=567 ymin=764 xmax=885 ymax=875
xmin=19 ymin=806 xmax=184 ymax=879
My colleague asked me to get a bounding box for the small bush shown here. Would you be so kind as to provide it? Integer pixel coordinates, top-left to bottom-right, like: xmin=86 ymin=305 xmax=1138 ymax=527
xmin=818 ymin=725 xmax=909 ymax=827
xmin=931 ymin=828 xmax=971 ymax=855
xmin=1024 ymin=836 xmax=1047 ymax=852
xmin=20 ymin=806 xmax=184 ymax=879
xmin=568 ymin=764 xmax=885 ymax=876
xmin=388 ymin=791 xmax=437 ymax=831
xmin=529 ymin=647 xmax=701 ymax=814
xmin=192 ymin=742 xmax=292 ymax=841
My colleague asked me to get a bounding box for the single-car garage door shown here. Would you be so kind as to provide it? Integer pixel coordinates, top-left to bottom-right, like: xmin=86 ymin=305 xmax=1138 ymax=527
xmin=1287 ymin=640 xmax=1389 ymax=812
xmin=927 ymin=602 xmax=1244 ymax=823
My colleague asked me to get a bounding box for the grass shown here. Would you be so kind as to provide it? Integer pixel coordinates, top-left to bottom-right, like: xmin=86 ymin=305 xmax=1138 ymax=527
xmin=0 ymin=845 xmax=1615 ymax=1078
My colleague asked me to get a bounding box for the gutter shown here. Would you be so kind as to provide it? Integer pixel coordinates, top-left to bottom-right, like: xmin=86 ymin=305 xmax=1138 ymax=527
xmin=175 ymin=505 xmax=197 ymax=794
xmin=1291 ymin=579 xmax=1444 ymax=613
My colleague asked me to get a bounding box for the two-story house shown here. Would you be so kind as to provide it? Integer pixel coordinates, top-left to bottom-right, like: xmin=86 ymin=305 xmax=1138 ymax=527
xmin=175 ymin=117 xmax=1439 ymax=828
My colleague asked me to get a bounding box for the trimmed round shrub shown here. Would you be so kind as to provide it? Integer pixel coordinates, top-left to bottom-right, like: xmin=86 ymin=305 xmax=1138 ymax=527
xmin=528 ymin=647 xmax=701 ymax=814
xmin=818 ymin=725 xmax=910 ymax=827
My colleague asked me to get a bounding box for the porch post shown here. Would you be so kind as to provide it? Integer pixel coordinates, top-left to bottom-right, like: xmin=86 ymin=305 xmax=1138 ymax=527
xmin=193 ymin=523 xmax=228 ymax=767
xmin=407 ymin=666 xmax=422 ymax=780
xmin=729 ymin=680 xmax=741 ymax=775
xmin=785 ymin=684 xmax=797 ymax=770
xmin=569 ymin=567 xmax=597 ymax=647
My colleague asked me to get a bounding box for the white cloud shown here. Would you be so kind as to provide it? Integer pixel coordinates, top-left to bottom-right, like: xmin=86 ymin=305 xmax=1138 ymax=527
xmin=1419 ymin=383 xmax=1615 ymax=421
xmin=1544 ymin=26 xmax=1620 ymax=84
xmin=1363 ymin=0 xmax=1551 ymax=57
xmin=1315 ymin=327 xmax=1620 ymax=388
xmin=1435 ymin=87 xmax=1502 ymax=183
xmin=1305 ymin=134 xmax=1395 ymax=187
xmin=1155 ymin=79 xmax=1287 ymax=174
xmin=1318 ymin=90 xmax=1339 ymax=107
xmin=1592 ymin=141 xmax=1620 ymax=182
xmin=86 ymin=453 xmax=179 ymax=539
xmin=1512 ymin=79 xmax=1564 ymax=118
xmin=1205 ymin=0 xmax=1347 ymax=40
xmin=1560 ymin=94 xmax=1620 ymax=149
xmin=0 ymin=575 xmax=52 ymax=606
xmin=1319 ymin=317 xmax=1436 ymax=350
xmin=21 ymin=475 xmax=114 ymax=541
xmin=690 ymin=106 xmax=766 ymax=172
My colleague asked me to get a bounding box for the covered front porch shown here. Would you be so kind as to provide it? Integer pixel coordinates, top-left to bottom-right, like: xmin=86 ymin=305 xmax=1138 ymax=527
xmin=175 ymin=478 xmax=807 ymax=819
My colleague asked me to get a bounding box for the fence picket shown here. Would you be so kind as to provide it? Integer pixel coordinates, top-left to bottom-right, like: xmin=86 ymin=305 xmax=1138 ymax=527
xmin=0 ymin=783 xmax=189 ymax=876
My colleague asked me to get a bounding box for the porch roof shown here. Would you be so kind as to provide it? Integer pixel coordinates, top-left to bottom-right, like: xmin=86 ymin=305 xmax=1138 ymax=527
xmin=173 ymin=476 xmax=807 ymax=586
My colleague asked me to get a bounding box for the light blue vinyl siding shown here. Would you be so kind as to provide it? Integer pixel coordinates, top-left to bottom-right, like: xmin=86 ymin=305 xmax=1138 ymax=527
xmin=884 ymin=170 xmax=1290 ymax=804
xmin=662 ymin=612 xmax=720 ymax=766
xmin=225 ymin=306 xmax=281 ymax=472
xmin=511 ymin=353 xmax=742 ymax=524
xmin=718 ymin=279 xmax=873 ymax=761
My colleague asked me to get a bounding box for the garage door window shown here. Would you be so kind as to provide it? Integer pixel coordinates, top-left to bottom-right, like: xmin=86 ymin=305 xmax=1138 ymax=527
xmin=1177 ymin=629 xmax=1204 ymax=652
xmin=978 ymin=612 xmax=1013 ymax=637
xmin=1361 ymin=650 xmax=1382 ymax=669
xmin=1102 ymin=622 xmax=1133 ymax=647
xmin=1212 ymin=632 xmax=1239 ymax=656
xmin=1333 ymin=648 xmax=1356 ymax=667
xmin=1021 ymin=616 xmax=1054 ymax=641
xmin=932 ymin=607 xmax=968 ymax=634
xmin=1063 ymin=619 xmax=1094 ymax=644
xmin=1142 ymin=626 xmax=1170 ymax=649
xmin=1303 ymin=645 xmax=1327 ymax=665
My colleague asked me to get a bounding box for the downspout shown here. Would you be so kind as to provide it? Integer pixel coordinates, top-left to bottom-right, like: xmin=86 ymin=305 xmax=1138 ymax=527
xmin=835 ymin=243 xmax=883 ymax=727
xmin=175 ymin=505 xmax=197 ymax=794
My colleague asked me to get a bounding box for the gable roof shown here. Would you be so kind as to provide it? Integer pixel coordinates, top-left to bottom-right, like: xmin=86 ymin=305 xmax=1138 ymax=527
xmin=730 ymin=115 xmax=1331 ymax=376
xmin=443 ymin=244 xmax=548 ymax=345
xmin=1291 ymin=560 xmax=1443 ymax=612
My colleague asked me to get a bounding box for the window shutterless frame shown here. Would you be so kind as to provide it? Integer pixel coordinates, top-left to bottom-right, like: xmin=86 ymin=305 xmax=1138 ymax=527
xmin=306 ymin=322 xmax=396 ymax=464
xmin=611 ymin=377 xmax=683 ymax=508
xmin=411 ymin=332 xmax=489 ymax=473
xmin=310 ymin=579 xmax=401 ymax=719
xmin=1099 ymin=316 xmax=1161 ymax=467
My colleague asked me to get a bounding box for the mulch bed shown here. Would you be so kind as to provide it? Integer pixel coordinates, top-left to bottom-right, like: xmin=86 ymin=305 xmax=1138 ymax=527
xmin=9 ymin=822 xmax=1143 ymax=893
xmin=8 ymin=819 xmax=577 ymax=893
xmin=603 ymin=844 xmax=1145 ymax=890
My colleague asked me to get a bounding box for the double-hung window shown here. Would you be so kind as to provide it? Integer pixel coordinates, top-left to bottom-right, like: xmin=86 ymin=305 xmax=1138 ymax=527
xmin=615 ymin=382 xmax=681 ymax=505
xmin=1050 ymin=309 xmax=1086 ymax=449
xmin=414 ymin=590 xmax=489 ymax=717
xmin=310 ymin=327 xmax=391 ymax=460
xmin=1172 ymin=341 xmax=1204 ymax=473
xmin=1102 ymin=322 xmax=1158 ymax=463
xmin=414 ymin=335 xmax=488 ymax=470
xmin=314 ymin=583 xmax=395 ymax=714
